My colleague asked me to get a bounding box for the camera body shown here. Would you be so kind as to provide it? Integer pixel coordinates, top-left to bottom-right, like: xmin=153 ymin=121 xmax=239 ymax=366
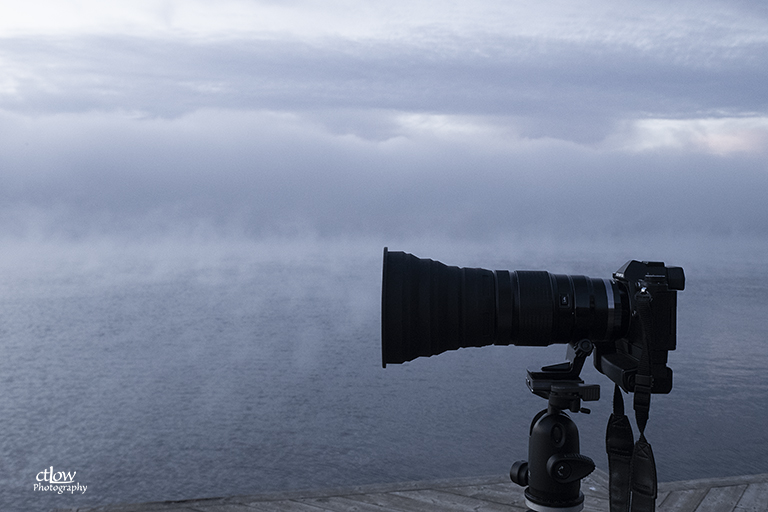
xmin=594 ymin=259 xmax=685 ymax=393
xmin=381 ymin=249 xmax=685 ymax=393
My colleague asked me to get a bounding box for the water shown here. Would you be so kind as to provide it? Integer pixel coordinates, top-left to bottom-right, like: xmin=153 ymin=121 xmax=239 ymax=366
xmin=1 ymin=235 xmax=767 ymax=511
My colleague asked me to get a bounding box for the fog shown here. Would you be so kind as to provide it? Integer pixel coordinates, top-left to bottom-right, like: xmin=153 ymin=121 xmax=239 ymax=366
xmin=1 ymin=107 xmax=766 ymax=245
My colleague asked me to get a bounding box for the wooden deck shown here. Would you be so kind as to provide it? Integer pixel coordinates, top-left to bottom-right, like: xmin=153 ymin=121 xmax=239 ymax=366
xmin=55 ymin=469 xmax=768 ymax=512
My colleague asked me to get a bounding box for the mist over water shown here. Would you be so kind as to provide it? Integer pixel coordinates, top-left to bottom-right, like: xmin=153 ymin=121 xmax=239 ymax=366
xmin=1 ymin=233 xmax=767 ymax=511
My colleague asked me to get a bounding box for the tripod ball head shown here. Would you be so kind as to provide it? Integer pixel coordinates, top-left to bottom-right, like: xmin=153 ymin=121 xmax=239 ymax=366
xmin=511 ymin=407 xmax=595 ymax=512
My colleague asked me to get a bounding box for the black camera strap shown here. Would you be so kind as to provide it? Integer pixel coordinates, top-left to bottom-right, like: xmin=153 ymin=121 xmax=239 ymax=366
xmin=605 ymin=291 xmax=658 ymax=512
xmin=606 ymin=384 xmax=634 ymax=512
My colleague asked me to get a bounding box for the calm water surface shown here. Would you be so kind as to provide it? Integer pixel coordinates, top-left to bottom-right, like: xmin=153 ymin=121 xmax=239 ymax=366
xmin=1 ymin=236 xmax=766 ymax=511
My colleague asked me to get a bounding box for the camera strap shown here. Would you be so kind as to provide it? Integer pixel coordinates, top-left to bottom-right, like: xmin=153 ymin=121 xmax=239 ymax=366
xmin=606 ymin=384 xmax=634 ymax=512
xmin=605 ymin=292 xmax=658 ymax=512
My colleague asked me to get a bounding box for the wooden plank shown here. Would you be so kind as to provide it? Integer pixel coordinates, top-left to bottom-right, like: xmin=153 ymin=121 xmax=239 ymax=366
xmin=695 ymin=485 xmax=747 ymax=512
xmin=232 ymin=474 xmax=510 ymax=503
xmin=585 ymin=469 xmax=611 ymax=499
xmin=657 ymin=488 xmax=709 ymax=512
xmin=734 ymin=481 xmax=768 ymax=512
xmin=192 ymin=502 xmax=321 ymax=512
xmin=297 ymin=495 xmax=400 ymax=512
xmin=439 ymin=481 xmax=529 ymax=508
xmin=583 ymin=495 xmax=609 ymax=512
xmin=583 ymin=483 xmax=610 ymax=501
xmin=348 ymin=489 xmax=528 ymax=512
xmin=445 ymin=480 xmax=609 ymax=511
xmin=391 ymin=488 xmax=516 ymax=512
xmin=225 ymin=499 xmax=330 ymax=512
xmin=57 ymin=501 xmax=219 ymax=511
xmin=659 ymin=474 xmax=768 ymax=493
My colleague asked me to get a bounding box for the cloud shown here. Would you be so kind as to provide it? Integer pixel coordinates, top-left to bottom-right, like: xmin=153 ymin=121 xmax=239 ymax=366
xmin=606 ymin=117 xmax=768 ymax=154
xmin=1 ymin=29 xmax=766 ymax=142
xmin=1 ymin=108 xmax=766 ymax=246
xmin=4 ymin=0 xmax=767 ymax=45
xmin=2 ymin=0 xmax=766 ymax=150
xmin=0 ymin=0 xmax=765 ymax=247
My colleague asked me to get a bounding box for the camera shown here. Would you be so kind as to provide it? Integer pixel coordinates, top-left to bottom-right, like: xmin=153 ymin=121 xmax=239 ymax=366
xmin=381 ymin=248 xmax=685 ymax=393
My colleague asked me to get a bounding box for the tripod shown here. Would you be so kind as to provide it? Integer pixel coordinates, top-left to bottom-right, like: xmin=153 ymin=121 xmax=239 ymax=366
xmin=510 ymin=340 xmax=600 ymax=512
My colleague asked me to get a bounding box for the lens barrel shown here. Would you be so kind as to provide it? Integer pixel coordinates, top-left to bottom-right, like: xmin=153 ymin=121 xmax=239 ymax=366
xmin=382 ymin=249 xmax=626 ymax=367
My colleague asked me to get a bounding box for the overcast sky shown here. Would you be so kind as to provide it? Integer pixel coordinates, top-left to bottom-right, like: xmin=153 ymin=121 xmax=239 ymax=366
xmin=1 ymin=0 xmax=766 ymax=251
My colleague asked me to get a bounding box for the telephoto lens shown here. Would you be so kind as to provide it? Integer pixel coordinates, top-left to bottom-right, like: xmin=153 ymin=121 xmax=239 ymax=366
xmin=381 ymin=248 xmax=627 ymax=367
